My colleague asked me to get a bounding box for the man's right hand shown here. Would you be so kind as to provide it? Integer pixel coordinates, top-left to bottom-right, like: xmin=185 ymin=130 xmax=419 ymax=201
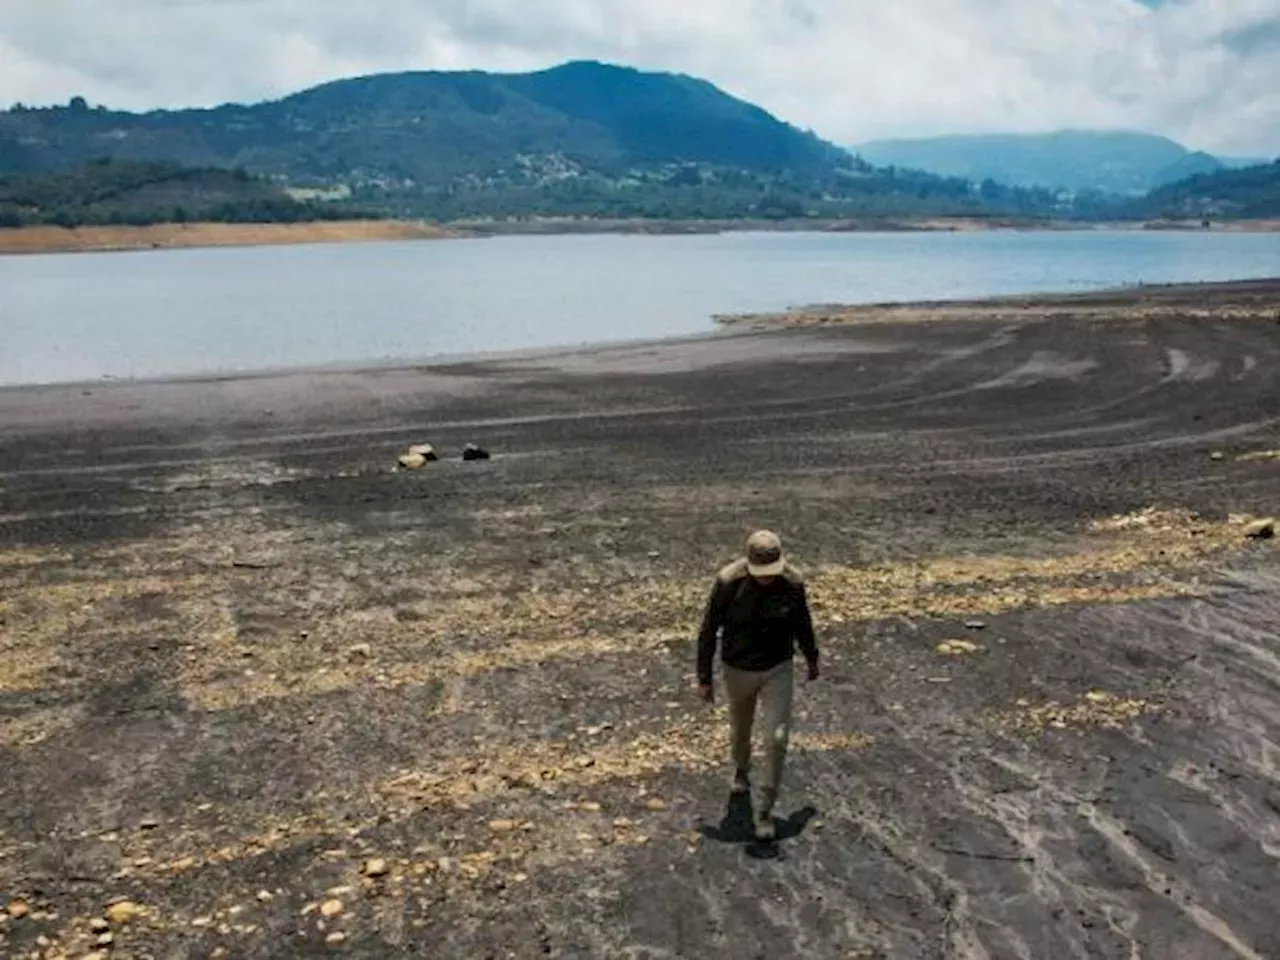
xmin=697 ymin=682 xmax=714 ymax=703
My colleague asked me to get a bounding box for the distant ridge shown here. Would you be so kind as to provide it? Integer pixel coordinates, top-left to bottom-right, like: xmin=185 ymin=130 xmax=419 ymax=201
xmin=851 ymin=130 xmax=1262 ymax=195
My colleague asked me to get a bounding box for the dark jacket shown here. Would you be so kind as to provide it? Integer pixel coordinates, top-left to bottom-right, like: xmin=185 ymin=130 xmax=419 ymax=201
xmin=696 ymin=559 xmax=819 ymax=684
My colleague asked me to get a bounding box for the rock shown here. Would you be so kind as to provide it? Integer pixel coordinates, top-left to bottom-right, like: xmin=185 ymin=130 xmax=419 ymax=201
xmin=1210 ymin=451 xmax=1225 ymax=461
xmin=91 ymin=918 xmax=111 ymax=933
xmin=397 ymin=452 xmax=428 ymax=471
xmin=407 ymin=444 xmax=438 ymax=461
xmin=348 ymin=643 xmax=373 ymax=660
xmin=487 ymin=820 xmax=519 ymax=834
xmin=462 ymin=444 xmax=491 ymax=462
xmin=326 ymin=931 xmax=347 ymax=945
xmin=6 ymin=900 xmax=29 ymax=920
xmin=320 ymin=899 xmax=344 ymax=919
xmin=937 ymin=639 xmax=979 ymax=656
xmin=362 ymin=858 xmax=389 ymax=878
xmin=964 ymin=620 xmax=987 ymax=630
xmin=644 ymin=798 xmax=668 ymax=811
xmin=105 ymin=901 xmax=141 ymax=925
xmin=1244 ymin=518 xmax=1275 ymax=540
xmin=96 ymin=931 xmax=115 ymax=947
xmin=257 ymin=890 xmax=274 ymax=903
xmin=138 ymin=817 xmax=160 ymax=830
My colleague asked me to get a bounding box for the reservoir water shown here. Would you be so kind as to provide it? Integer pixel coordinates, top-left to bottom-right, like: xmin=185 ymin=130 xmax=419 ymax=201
xmin=2 ymin=229 xmax=1278 ymax=385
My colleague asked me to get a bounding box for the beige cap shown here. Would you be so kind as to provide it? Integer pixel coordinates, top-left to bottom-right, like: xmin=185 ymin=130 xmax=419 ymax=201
xmin=745 ymin=530 xmax=785 ymax=577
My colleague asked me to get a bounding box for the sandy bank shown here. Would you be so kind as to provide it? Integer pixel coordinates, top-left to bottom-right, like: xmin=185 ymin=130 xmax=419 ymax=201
xmin=716 ymin=276 xmax=1280 ymax=329
xmin=0 ymin=219 xmax=457 ymax=255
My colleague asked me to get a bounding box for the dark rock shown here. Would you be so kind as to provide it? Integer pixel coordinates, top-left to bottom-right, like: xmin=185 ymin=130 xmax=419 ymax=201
xmin=463 ymin=444 xmax=491 ymax=461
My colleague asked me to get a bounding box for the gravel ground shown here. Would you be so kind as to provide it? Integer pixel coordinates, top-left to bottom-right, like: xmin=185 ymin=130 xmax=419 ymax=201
xmin=1 ymin=279 xmax=1279 ymax=960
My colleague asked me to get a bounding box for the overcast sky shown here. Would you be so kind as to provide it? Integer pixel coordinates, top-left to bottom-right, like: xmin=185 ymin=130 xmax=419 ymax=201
xmin=1 ymin=0 xmax=1277 ymax=156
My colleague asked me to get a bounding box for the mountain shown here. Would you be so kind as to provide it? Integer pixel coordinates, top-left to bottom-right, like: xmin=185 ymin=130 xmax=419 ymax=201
xmin=1135 ymin=160 xmax=1280 ymax=219
xmin=0 ymin=158 xmax=370 ymax=228
xmin=0 ymin=61 xmax=847 ymax=185
xmin=0 ymin=62 xmax=1070 ymax=222
xmin=851 ymin=131 xmax=1245 ymax=195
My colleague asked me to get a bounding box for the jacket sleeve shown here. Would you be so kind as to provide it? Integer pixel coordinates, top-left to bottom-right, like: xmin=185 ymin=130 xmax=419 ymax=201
xmin=696 ymin=578 xmax=727 ymax=684
xmin=794 ymin=583 xmax=819 ymax=665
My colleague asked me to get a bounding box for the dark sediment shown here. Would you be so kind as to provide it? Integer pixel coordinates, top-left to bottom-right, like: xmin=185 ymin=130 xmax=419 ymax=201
xmin=1 ymin=281 xmax=1279 ymax=959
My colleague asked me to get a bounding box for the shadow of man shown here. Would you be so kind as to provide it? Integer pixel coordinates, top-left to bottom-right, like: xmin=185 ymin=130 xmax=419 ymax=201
xmin=698 ymin=791 xmax=818 ymax=860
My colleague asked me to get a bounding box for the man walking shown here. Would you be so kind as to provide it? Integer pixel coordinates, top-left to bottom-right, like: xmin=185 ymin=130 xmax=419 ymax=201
xmin=696 ymin=530 xmax=820 ymax=840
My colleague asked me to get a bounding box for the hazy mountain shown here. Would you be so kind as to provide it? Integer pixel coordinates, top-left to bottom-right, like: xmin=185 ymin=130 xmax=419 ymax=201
xmin=851 ymin=130 xmax=1251 ymax=195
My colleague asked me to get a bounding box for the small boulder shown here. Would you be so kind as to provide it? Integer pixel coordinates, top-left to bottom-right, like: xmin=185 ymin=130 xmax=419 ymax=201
xmin=408 ymin=444 xmax=439 ymax=461
xmin=1210 ymin=451 xmax=1225 ymax=462
xmin=1244 ymin=518 xmax=1275 ymax=540
xmin=937 ymin=639 xmax=979 ymax=656
xmin=348 ymin=643 xmax=373 ymax=660
xmin=397 ymin=452 xmax=428 ymax=471
xmin=462 ymin=444 xmax=491 ymax=462
xmin=362 ymin=858 xmax=389 ymax=878
xmin=91 ymin=918 xmax=111 ymax=934
xmin=105 ymin=901 xmax=142 ymax=925
xmin=6 ymin=899 xmax=30 ymax=920
xmin=320 ymin=899 xmax=344 ymax=919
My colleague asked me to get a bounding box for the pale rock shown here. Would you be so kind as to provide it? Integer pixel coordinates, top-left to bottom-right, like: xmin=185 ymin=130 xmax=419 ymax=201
xmin=105 ymin=901 xmax=141 ymax=925
xmin=1244 ymin=518 xmax=1275 ymax=540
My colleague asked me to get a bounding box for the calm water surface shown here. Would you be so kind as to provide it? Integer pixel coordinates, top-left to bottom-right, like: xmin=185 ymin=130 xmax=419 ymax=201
xmin=2 ymin=230 xmax=1278 ymax=385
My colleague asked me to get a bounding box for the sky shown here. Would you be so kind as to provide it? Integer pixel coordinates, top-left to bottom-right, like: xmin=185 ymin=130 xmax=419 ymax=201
xmin=1 ymin=0 xmax=1278 ymax=156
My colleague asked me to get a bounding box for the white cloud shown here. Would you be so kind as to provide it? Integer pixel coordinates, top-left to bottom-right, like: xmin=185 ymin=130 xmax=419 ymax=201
xmin=0 ymin=0 xmax=1277 ymax=155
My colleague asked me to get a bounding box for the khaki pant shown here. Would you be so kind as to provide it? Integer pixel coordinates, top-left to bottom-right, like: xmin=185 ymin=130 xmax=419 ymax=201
xmin=723 ymin=660 xmax=794 ymax=811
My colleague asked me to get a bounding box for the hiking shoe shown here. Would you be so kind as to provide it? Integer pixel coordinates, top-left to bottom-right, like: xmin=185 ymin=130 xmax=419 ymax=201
xmin=730 ymin=769 xmax=751 ymax=795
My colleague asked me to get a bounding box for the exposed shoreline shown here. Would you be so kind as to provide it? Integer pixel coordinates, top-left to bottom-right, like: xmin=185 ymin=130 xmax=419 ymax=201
xmin=716 ymin=276 xmax=1280 ymax=329
xmin=2 ymin=277 xmax=1279 ymax=957
xmin=3 ymin=215 xmax=1279 ymax=254
xmin=0 ymin=219 xmax=457 ymax=255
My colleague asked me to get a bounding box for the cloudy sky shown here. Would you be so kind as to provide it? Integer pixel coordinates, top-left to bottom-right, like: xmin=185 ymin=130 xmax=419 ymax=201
xmin=1 ymin=0 xmax=1277 ymax=155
